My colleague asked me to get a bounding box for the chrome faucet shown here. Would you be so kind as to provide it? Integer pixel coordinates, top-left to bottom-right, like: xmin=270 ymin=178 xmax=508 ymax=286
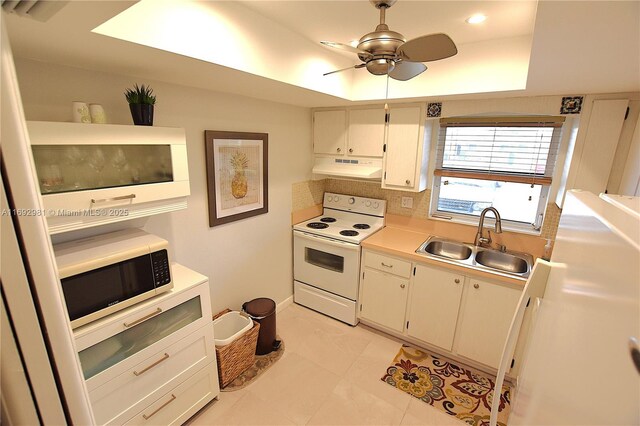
xmin=475 ymin=207 xmax=503 ymax=247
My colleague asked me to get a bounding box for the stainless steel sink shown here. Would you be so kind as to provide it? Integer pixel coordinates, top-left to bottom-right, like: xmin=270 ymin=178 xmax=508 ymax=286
xmin=415 ymin=236 xmax=533 ymax=278
xmin=421 ymin=240 xmax=473 ymax=260
xmin=475 ymin=249 xmax=529 ymax=274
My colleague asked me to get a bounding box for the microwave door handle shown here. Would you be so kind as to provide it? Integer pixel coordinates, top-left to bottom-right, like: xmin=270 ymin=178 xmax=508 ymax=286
xmin=296 ymin=232 xmax=360 ymax=251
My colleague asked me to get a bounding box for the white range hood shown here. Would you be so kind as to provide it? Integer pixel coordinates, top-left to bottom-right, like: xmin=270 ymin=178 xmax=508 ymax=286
xmin=312 ymin=157 xmax=383 ymax=180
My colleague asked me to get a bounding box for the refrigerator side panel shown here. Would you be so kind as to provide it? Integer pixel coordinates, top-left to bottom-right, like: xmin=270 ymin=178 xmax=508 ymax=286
xmin=510 ymin=190 xmax=640 ymax=425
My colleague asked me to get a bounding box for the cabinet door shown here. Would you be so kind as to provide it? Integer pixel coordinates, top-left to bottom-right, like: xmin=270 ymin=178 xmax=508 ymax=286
xmin=384 ymin=106 xmax=421 ymax=188
xmin=348 ymin=108 xmax=386 ymax=157
xmin=407 ymin=265 xmax=464 ymax=351
xmin=455 ymin=279 xmax=521 ymax=369
xmin=572 ymin=99 xmax=628 ymax=195
xmin=313 ymin=110 xmax=346 ymax=155
xmin=360 ymin=268 xmax=409 ymax=333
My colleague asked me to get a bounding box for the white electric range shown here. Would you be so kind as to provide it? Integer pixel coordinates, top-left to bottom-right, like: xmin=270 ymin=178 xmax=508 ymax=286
xmin=293 ymin=192 xmax=386 ymax=325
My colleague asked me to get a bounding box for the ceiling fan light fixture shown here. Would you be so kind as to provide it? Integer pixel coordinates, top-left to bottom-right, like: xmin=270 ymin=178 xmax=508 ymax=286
xmin=320 ymin=0 xmax=457 ymax=80
xmin=366 ymin=58 xmax=395 ymax=75
xmin=466 ymin=14 xmax=487 ymax=24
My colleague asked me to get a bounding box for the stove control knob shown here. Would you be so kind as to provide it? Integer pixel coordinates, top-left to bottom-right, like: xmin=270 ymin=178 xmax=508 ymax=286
xmin=348 ymin=197 xmax=355 ymax=205
xmin=365 ymin=201 xmax=372 ymax=207
xmin=373 ymin=202 xmax=379 ymax=208
xmin=327 ymin=195 xmax=333 ymax=202
xmin=334 ymin=196 xmax=340 ymax=202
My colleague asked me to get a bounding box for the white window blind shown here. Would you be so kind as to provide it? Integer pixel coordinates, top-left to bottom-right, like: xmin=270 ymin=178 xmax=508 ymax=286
xmin=435 ymin=116 xmax=565 ymax=185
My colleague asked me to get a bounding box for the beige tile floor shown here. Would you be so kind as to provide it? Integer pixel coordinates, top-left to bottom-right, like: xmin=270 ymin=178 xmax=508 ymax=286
xmin=188 ymin=303 xmax=464 ymax=425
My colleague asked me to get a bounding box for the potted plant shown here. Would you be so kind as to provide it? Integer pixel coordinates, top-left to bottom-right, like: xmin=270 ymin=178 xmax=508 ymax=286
xmin=124 ymin=84 xmax=156 ymax=126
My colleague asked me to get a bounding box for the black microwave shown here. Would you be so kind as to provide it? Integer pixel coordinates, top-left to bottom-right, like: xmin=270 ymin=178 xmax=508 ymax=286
xmin=54 ymin=229 xmax=173 ymax=329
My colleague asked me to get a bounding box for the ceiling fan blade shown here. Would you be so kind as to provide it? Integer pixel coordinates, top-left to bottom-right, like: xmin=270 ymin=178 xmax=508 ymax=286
xmin=323 ymin=63 xmax=366 ymax=77
xmin=388 ymin=61 xmax=427 ymax=81
xmin=320 ymin=41 xmax=372 ymax=57
xmin=398 ymin=33 xmax=457 ymax=62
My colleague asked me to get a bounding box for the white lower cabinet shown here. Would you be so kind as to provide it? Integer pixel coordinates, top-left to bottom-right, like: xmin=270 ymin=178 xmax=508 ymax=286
xmin=454 ymin=278 xmax=521 ymax=369
xmin=360 ymin=268 xmax=409 ymax=333
xmin=358 ymin=249 xmax=523 ymax=371
xmin=74 ymin=264 xmax=219 ymax=425
xmin=407 ymin=264 xmax=464 ymax=351
xmin=359 ymin=250 xmax=411 ymax=333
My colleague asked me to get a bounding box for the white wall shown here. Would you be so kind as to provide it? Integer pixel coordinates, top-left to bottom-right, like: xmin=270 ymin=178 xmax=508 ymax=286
xmin=15 ymin=58 xmax=312 ymax=313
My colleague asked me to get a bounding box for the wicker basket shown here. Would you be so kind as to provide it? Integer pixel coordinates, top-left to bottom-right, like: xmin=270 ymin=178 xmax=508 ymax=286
xmin=213 ymin=309 xmax=260 ymax=388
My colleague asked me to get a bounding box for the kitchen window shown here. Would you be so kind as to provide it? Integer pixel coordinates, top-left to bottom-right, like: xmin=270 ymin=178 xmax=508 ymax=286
xmin=430 ymin=116 xmax=565 ymax=232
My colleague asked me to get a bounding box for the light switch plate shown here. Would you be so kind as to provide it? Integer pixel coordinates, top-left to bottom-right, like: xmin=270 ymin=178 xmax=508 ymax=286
xmin=401 ymin=197 xmax=413 ymax=208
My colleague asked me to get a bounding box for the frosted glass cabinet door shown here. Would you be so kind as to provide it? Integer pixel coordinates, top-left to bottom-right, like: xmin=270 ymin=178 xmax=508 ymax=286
xmin=31 ymin=144 xmax=173 ymax=195
xmin=78 ymin=296 xmax=202 ymax=380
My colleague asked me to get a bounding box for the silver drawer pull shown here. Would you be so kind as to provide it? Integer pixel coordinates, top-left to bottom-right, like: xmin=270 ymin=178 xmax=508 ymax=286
xmin=142 ymin=394 xmax=176 ymax=420
xmin=134 ymin=353 xmax=170 ymax=376
xmin=123 ymin=308 xmax=162 ymax=328
xmin=91 ymin=193 xmax=136 ymax=204
xmin=381 ymin=262 xmax=393 ymax=268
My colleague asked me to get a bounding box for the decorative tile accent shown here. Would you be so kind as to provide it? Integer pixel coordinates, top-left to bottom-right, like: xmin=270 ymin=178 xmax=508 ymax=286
xmin=560 ymin=96 xmax=583 ymax=114
xmin=426 ymin=102 xmax=442 ymax=118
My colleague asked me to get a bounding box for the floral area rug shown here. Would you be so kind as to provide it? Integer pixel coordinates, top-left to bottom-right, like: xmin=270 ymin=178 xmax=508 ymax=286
xmin=381 ymin=345 xmax=511 ymax=426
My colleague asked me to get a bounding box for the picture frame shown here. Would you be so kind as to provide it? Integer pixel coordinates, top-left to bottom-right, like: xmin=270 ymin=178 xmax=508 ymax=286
xmin=204 ymin=130 xmax=268 ymax=227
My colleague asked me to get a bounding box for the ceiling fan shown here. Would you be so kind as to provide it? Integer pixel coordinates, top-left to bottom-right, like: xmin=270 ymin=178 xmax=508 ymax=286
xmin=321 ymin=0 xmax=458 ymax=81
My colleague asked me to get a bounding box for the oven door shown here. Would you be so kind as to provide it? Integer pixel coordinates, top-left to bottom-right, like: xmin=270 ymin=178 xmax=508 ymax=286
xmin=293 ymin=231 xmax=360 ymax=300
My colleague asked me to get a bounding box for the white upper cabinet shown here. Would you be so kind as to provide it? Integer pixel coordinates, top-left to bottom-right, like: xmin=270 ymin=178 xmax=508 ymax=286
xmin=347 ymin=107 xmax=386 ymax=157
xmin=313 ymin=110 xmax=347 ymax=155
xmin=382 ymin=105 xmax=430 ymax=192
xmin=556 ymin=99 xmax=630 ymax=206
xmin=28 ymin=121 xmax=190 ymax=234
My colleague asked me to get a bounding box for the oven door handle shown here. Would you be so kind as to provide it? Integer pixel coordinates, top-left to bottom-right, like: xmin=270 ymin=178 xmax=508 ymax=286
xmin=295 ymin=231 xmax=360 ymax=251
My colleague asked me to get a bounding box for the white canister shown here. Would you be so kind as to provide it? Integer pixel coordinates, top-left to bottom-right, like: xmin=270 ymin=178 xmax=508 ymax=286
xmin=89 ymin=104 xmax=107 ymax=124
xmin=72 ymin=101 xmax=91 ymax=123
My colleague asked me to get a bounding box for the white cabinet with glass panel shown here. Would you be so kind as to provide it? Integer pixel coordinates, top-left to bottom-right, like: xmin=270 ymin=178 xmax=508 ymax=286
xmin=382 ymin=105 xmax=431 ymax=192
xmin=430 ymin=116 xmax=565 ymax=231
xmin=74 ymin=264 xmax=218 ymax=425
xmin=28 ymin=121 xmax=190 ymax=234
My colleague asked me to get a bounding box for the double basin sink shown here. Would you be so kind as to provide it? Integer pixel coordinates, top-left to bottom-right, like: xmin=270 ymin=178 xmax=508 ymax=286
xmin=416 ymin=236 xmax=533 ymax=279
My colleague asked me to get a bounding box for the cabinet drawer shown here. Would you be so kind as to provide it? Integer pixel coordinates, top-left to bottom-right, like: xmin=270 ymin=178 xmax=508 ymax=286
xmin=90 ymin=325 xmax=216 ymax=425
xmin=364 ymin=251 xmax=412 ymax=277
xmin=76 ymin=282 xmax=211 ymax=389
xmin=124 ymin=362 xmax=218 ymax=426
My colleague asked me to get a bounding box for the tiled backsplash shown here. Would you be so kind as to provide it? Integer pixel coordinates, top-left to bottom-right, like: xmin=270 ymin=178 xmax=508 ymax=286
xmin=292 ymin=178 xmax=562 ymax=240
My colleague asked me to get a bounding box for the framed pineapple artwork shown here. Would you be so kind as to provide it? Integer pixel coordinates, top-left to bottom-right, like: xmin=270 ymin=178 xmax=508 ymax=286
xmin=204 ymin=130 xmax=268 ymax=227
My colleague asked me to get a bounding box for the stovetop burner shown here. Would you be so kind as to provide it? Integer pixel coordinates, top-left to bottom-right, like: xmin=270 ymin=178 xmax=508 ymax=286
xmin=307 ymin=222 xmax=329 ymax=229
xmin=320 ymin=217 xmax=336 ymax=223
xmin=340 ymin=230 xmax=360 ymax=237
xmin=353 ymin=224 xmax=371 ymax=230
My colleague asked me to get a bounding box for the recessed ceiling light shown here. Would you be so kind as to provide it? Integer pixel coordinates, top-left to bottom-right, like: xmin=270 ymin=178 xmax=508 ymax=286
xmin=466 ymin=14 xmax=487 ymax=24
